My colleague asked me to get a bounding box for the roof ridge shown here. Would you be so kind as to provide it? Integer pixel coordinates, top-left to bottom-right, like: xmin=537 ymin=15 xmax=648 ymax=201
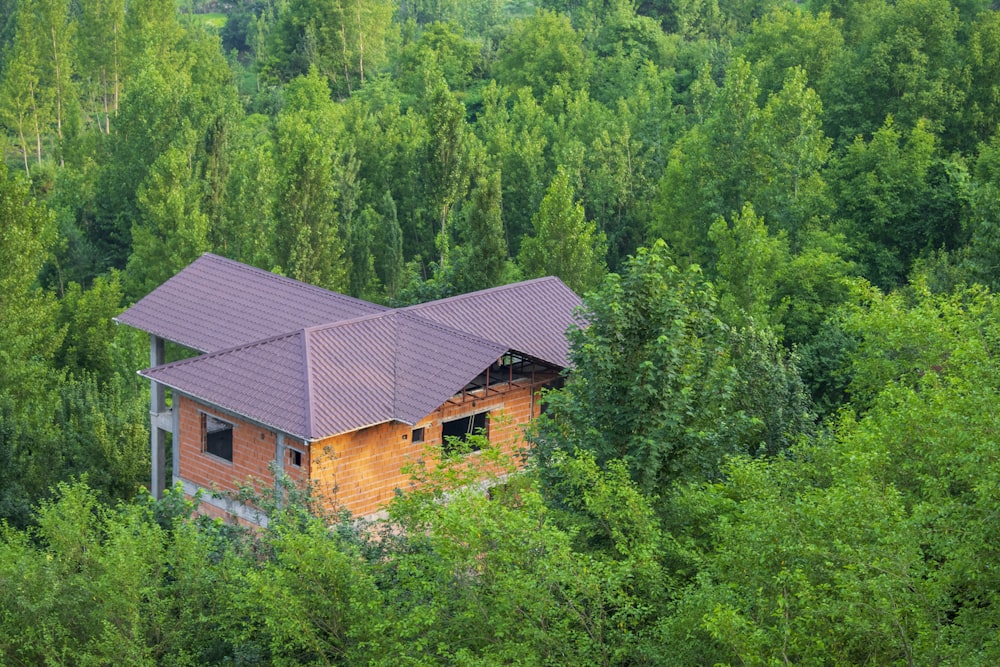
xmin=301 ymin=328 xmax=316 ymax=441
xmin=303 ymin=308 xmax=509 ymax=351
xmin=394 ymin=309 xmax=510 ymax=350
xmin=200 ymin=253 xmax=388 ymax=311
xmin=401 ymin=276 xmax=565 ymax=312
xmin=303 ymin=308 xmax=398 ymax=335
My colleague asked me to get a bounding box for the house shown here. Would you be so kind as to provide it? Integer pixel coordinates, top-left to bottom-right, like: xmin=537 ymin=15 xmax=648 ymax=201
xmin=116 ymin=253 xmax=581 ymax=521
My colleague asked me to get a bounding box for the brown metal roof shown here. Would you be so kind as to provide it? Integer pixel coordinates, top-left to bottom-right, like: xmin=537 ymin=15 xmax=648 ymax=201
xmin=115 ymin=253 xmax=387 ymax=353
xmin=125 ymin=255 xmax=583 ymax=440
xmin=142 ymin=311 xmax=509 ymax=440
xmin=402 ymin=277 xmax=582 ymax=368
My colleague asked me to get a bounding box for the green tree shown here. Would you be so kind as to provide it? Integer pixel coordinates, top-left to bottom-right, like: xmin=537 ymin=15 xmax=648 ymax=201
xmin=272 ymin=69 xmax=350 ymax=291
xmin=75 ymin=0 xmax=126 ymax=134
xmin=422 ymin=70 xmax=474 ymax=266
xmin=533 ymin=240 xmax=743 ymax=495
xmin=518 ymin=167 xmax=607 ymax=294
xmin=369 ymin=190 xmax=405 ymax=301
xmin=343 ymin=76 xmax=434 ymax=262
xmin=126 ymin=132 xmax=212 ymax=298
xmin=0 ymin=3 xmax=48 ymax=171
xmin=819 ymin=0 xmax=964 ymax=147
xmin=652 ymin=59 xmax=832 ymax=262
xmin=964 ymin=132 xmax=1000 ymax=290
xmin=394 ymin=21 xmax=482 ymax=94
xmin=708 ymin=202 xmax=789 ymax=329
xmin=493 ymin=9 xmax=589 ymax=99
xmin=452 ymin=168 xmax=509 ymax=293
xmin=31 ymin=0 xmax=76 ymax=150
xmin=738 ymin=7 xmax=845 ymax=98
xmin=381 ymin=445 xmax=668 ymax=664
xmin=960 ymin=11 xmax=1000 ymax=150
xmin=347 ymin=201 xmax=382 ymax=300
xmin=830 ymin=116 xmax=968 ymax=288
xmin=476 ymin=82 xmax=549 ymax=256
xmin=93 ymin=22 xmax=239 ymax=270
xmin=267 ymin=0 xmax=394 ymax=95
xmin=219 ymin=113 xmax=278 ymax=269
xmin=0 ymin=163 xmax=63 ymax=525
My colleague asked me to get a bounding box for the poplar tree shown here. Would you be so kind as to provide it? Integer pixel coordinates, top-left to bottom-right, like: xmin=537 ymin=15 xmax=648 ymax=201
xmin=518 ymin=168 xmax=606 ymax=294
xmin=0 ymin=5 xmax=47 ymax=170
xmin=272 ymin=68 xmax=349 ymax=292
xmin=0 ymin=164 xmax=63 ymax=525
xmin=453 ymin=168 xmax=508 ymax=293
xmin=76 ymin=0 xmax=126 ymax=133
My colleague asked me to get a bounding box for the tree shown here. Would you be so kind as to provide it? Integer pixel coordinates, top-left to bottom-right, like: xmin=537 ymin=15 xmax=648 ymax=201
xmin=369 ymin=190 xmax=405 ymax=301
xmin=830 ymin=116 xmax=967 ymax=288
xmin=708 ymin=202 xmax=789 ymax=330
xmin=266 ymin=0 xmax=394 ymax=96
xmin=422 ymin=70 xmax=474 ymax=266
xmin=452 ymin=168 xmax=509 ymax=293
xmin=493 ymin=9 xmax=589 ymax=99
xmin=738 ymin=7 xmax=845 ymax=98
xmin=272 ymin=69 xmax=350 ymax=291
xmin=961 ymin=11 xmax=1000 ymax=150
xmin=346 ymin=201 xmax=382 ymax=300
xmin=533 ymin=240 xmax=743 ymax=496
xmin=126 ymin=133 xmax=211 ymax=298
xmin=393 ymin=20 xmax=482 ymax=94
xmin=818 ymin=0 xmax=964 ymax=147
xmin=0 ymin=4 xmax=49 ymax=171
xmin=93 ymin=21 xmax=240 ymax=271
xmin=476 ymin=82 xmax=549 ymax=256
xmin=31 ymin=0 xmax=76 ymax=149
xmin=652 ymin=59 xmax=832 ymax=262
xmin=0 ymin=163 xmax=63 ymax=525
xmin=518 ymin=167 xmax=606 ymax=294
xmin=219 ymin=113 xmax=278 ymax=269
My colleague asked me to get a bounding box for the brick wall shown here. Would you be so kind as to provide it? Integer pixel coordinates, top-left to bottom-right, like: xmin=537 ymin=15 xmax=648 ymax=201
xmin=310 ymin=380 xmax=548 ymax=517
xmin=176 ymin=394 xmax=309 ymax=499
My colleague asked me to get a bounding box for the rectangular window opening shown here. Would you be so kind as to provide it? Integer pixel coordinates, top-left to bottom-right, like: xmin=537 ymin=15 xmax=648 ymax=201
xmin=441 ymin=411 xmax=488 ymax=456
xmin=288 ymin=448 xmax=303 ymax=467
xmin=412 ymin=427 xmax=425 ymax=443
xmin=203 ymin=413 xmax=233 ymax=462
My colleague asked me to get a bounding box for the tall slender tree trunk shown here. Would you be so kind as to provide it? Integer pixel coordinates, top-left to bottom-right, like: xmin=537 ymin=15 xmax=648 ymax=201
xmin=29 ymin=80 xmax=42 ymax=165
xmin=356 ymin=0 xmax=365 ymax=84
xmin=112 ymin=21 xmax=120 ymax=119
xmin=50 ymin=26 xmax=63 ymax=140
xmin=101 ymin=67 xmax=111 ymax=134
xmin=341 ymin=24 xmax=352 ymax=94
xmin=16 ymin=110 xmax=30 ymax=175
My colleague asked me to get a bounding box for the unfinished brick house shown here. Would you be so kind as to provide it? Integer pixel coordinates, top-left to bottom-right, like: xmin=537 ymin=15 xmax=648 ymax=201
xmin=116 ymin=253 xmax=581 ymax=521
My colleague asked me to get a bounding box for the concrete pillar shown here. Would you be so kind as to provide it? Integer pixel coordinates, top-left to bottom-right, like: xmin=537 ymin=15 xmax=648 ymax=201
xmin=172 ymin=395 xmax=181 ymax=488
xmin=275 ymin=433 xmax=286 ymax=507
xmin=150 ymin=335 xmax=167 ymax=499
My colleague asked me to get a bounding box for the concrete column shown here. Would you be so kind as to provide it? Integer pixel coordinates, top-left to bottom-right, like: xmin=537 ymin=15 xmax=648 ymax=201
xmin=275 ymin=433 xmax=286 ymax=507
xmin=172 ymin=395 xmax=181 ymax=488
xmin=275 ymin=433 xmax=286 ymax=476
xmin=150 ymin=335 xmax=167 ymax=499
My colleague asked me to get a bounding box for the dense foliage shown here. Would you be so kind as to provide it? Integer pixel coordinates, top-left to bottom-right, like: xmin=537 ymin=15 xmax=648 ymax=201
xmin=3 ymin=0 xmax=1000 ymax=662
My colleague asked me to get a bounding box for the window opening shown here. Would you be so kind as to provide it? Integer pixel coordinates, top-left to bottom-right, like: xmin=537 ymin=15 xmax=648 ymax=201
xmin=203 ymin=414 xmax=233 ymax=462
xmin=441 ymin=411 xmax=488 ymax=456
xmin=412 ymin=427 xmax=425 ymax=443
xmin=288 ymin=448 xmax=303 ymax=467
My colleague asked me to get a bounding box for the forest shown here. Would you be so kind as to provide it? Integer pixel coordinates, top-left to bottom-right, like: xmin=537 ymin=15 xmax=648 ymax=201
xmin=2 ymin=0 xmax=1000 ymax=662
